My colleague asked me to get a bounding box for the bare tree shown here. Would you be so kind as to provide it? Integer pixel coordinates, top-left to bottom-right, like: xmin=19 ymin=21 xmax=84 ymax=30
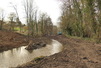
xmin=10 ymin=3 xmax=22 ymax=32
xmin=38 ymin=13 xmax=53 ymax=36
xmin=34 ymin=10 xmax=38 ymax=35
xmin=23 ymin=0 xmax=36 ymax=37
xmin=0 ymin=8 xmax=5 ymax=30
xmin=8 ymin=12 xmax=16 ymax=31
xmin=38 ymin=13 xmax=48 ymax=35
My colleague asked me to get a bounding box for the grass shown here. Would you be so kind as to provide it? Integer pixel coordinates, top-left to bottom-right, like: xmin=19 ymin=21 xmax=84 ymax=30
xmin=32 ymin=56 xmax=45 ymax=63
xmin=65 ymin=34 xmax=97 ymax=43
xmin=14 ymin=27 xmax=20 ymax=31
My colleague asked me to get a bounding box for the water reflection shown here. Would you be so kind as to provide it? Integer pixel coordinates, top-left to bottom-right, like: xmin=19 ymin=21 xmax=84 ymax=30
xmin=0 ymin=40 xmax=63 ymax=68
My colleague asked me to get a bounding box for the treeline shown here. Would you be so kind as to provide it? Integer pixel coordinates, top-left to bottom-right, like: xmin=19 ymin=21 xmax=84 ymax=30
xmin=0 ymin=12 xmax=22 ymax=32
xmin=0 ymin=13 xmax=54 ymax=36
xmin=23 ymin=0 xmax=55 ymax=36
xmin=60 ymin=0 xmax=101 ymax=42
xmin=28 ymin=13 xmax=54 ymax=36
xmin=0 ymin=0 xmax=57 ymax=36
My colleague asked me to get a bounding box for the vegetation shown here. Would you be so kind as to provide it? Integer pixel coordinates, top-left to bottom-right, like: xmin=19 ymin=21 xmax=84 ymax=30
xmin=33 ymin=56 xmax=45 ymax=63
xmin=0 ymin=0 xmax=100 ymax=43
xmin=0 ymin=0 xmax=57 ymax=37
xmin=59 ymin=0 xmax=101 ymax=43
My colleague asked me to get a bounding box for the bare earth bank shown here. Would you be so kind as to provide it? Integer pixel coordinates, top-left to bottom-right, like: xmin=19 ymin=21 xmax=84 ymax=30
xmin=0 ymin=30 xmax=101 ymax=68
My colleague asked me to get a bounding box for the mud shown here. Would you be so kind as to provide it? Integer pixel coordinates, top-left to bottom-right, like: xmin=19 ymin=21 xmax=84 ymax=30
xmin=17 ymin=35 xmax=101 ymax=68
xmin=0 ymin=30 xmax=101 ymax=68
xmin=0 ymin=30 xmax=51 ymax=52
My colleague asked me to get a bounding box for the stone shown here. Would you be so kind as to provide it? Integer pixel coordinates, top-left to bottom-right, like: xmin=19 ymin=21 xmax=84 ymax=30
xmin=25 ymin=41 xmax=46 ymax=50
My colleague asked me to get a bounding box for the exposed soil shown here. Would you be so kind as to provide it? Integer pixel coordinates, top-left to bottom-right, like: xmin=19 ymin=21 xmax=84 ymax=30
xmin=0 ymin=30 xmax=101 ymax=68
xmin=0 ymin=30 xmax=29 ymax=52
xmin=0 ymin=30 xmax=51 ymax=52
xmin=17 ymin=35 xmax=101 ymax=68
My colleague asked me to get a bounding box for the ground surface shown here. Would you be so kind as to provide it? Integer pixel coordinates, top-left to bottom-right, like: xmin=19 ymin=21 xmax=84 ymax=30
xmin=17 ymin=35 xmax=101 ymax=68
xmin=0 ymin=30 xmax=101 ymax=68
xmin=0 ymin=30 xmax=29 ymax=52
xmin=0 ymin=30 xmax=51 ymax=52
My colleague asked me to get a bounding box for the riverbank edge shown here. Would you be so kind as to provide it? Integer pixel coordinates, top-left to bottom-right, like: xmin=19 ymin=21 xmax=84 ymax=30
xmin=16 ymin=35 xmax=101 ymax=68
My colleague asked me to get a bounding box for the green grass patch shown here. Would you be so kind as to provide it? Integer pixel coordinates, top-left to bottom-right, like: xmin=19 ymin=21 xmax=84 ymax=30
xmin=32 ymin=56 xmax=45 ymax=63
xmin=14 ymin=27 xmax=20 ymax=31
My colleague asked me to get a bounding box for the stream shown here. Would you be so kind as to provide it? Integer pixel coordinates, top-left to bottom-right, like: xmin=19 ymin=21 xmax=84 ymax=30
xmin=0 ymin=40 xmax=63 ymax=68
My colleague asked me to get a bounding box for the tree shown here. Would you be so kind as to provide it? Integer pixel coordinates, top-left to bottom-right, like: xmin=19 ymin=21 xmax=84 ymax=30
xmin=94 ymin=0 xmax=101 ymax=42
xmin=8 ymin=12 xmax=16 ymax=31
xmin=38 ymin=13 xmax=48 ymax=35
xmin=44 ymin=17 xmax=53 ymax=35
xmin=10 ymin=3 xmax=22 ymax=32
xmin=0 ymin=8 xmax=5 ymax=30
xmin=23 ymin=0 xmax=37 ymax=36
xmin=59 ymin=0 xmax=101 ymax=42
xmin=38 ymin=13 xmax=53 ymax=36
xmin=16 ymin=18 xmax=22 ymax=32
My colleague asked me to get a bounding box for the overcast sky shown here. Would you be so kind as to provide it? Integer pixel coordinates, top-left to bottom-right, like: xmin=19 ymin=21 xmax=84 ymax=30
xmin=0 ymin=0 xmax=61 ymax=25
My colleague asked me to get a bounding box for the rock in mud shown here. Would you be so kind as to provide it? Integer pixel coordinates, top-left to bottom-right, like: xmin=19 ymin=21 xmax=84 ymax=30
xmin=82 ymin=57 xmax=88 ymax=60
xmin=25 ymin=41 xmax=46 ymax=50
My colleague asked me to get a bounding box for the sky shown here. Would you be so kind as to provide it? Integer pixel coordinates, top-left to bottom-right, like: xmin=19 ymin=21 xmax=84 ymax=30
xmin=0 ymin=0 xmax=61 ymax=25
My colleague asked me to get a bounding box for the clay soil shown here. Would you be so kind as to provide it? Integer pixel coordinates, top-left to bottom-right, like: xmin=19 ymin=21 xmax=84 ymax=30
xmin=0 ymin=30 xmax=101 ymax=68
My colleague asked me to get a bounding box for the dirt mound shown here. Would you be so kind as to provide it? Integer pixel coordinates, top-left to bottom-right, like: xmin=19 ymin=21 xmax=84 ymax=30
xmin=0 ymin=30 xmax=28 ymax=52
xmin=25 ymin=41 xmax=46 ymax=50
xmin=0 ymin=30 xmax=52 ymax=52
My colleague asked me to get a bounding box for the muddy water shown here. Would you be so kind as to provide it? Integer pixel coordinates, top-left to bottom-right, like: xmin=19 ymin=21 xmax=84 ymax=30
xmin=0 ymin=40 xmax=63 ymax=68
